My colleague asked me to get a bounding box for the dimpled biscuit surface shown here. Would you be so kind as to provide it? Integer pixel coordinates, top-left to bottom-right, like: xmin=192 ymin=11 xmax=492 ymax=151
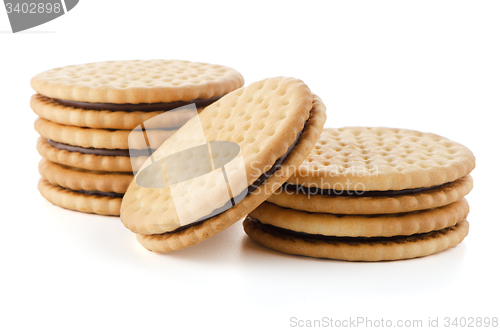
xmin=31 ymin=60 xmax=244 ymax=104
xmin=121 ymin=77 xmax=316 ymax=236
xmin=121 ymin=77 xmax=326 ymax=249
xmin=287 ymin=127 xmax=475 ymax=191
xmin=135 ymin=96 xmax=326 ymax=252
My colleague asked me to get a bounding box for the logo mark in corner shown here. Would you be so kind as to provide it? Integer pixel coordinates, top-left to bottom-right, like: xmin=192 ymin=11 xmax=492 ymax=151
xmin=4 ymin=0 xmax=79 ymax=33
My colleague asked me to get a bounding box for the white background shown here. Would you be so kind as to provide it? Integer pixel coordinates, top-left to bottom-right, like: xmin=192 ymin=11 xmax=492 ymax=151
xmin=1 ymin=1 xmax=499 ymax=330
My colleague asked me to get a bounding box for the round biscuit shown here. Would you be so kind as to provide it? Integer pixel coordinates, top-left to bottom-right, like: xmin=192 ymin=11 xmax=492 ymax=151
xmin=38 ymin=178 xmax=121 ymax=216
xmin=31 ymin=94 xmax=202 ymax=130
xmin=250 ymin=199 xmax=469 ymax=237
xmin=31 ymin=60 xmax=244 ymax=104
xmin=268 ymin=175 xmax=473 ymax=214
xmin=287 ymin=127 xmax=475 ymax=191
xmin=243 ymin=217 xmax=469 ymax=262
xmin=39 ymin=158 xmax=133 ymax=193
xmin=34 ymin=117 xmax=176 ymax=150
xmin=132 ymin=91 xmax=327 ymax=252
xmin=37 ymin=137 xmax=133 ymax=172
xmin=121 ymin=77 xmax=317 ymax=235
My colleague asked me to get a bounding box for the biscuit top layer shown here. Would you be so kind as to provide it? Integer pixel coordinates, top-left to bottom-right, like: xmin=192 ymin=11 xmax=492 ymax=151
xmin=31 ymin=60 xmax=244 ymax=104
xmin=287 ymin=127 xmax=475 ymax=191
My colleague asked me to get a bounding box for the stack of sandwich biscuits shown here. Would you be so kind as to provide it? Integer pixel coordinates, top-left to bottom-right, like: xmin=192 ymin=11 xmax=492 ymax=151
xmin=32 ymin=60 xmax=244 ymax=215
xmin=244 ymin=127 xmax=475 ymax=261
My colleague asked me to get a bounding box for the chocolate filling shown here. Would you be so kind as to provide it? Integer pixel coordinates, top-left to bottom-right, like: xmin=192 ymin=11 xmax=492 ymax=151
xmin=70 ymin=189 xmax=124 ymax=198
xmin=54 ymin=96 xmax=223 ymax=112
xmin=47 ymin=139 xmax=152 ymax=157
xmin=281 ymin=182 xmax=446 ymax=198
xmin=248 ymin=217 xmax=427 ymax=243
xmin=163 ymin=123 xmax=306 ymax=235
xmin=247 ymin=126 xmax=303 ymax=195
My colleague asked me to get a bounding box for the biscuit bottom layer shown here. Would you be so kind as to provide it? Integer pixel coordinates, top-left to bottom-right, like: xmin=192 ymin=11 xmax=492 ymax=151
xmin=53 ymin=95 xmax=224 ymax=112
xmin=246 ymin=217 xmax=446 ymax=243
xmin=280 ymin=182 xmax=446 ymax=198
xmin=244 ymin=216 xmax=469 ymax=261
xmin=39 ymin=178 xmax=122 ymax=216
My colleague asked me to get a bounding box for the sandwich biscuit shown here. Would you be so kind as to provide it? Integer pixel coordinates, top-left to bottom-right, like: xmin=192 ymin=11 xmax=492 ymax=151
xmin=244 ymin=217 xmax=469 ymax=262
xmin=120 ymin=77 xmax=327 ymax=252
xmin=268 ymin=127 xmax=475 ymax=214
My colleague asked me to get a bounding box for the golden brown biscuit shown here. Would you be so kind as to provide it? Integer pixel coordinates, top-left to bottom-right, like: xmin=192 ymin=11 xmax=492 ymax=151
xmin=31 ymin=94 xmax=202 ymax=130
xmin=34 ymin=117 xmax=177 ymax=150
xmin=31 ymin=60 xmax=244 ymax=104
xmin=122 ymin=78 xmax=327 ymax=252
xmin=37 ymin=137 xmax=133 ymax=172
xmin=268 ymin=175 xmax=473 ymax=214
xmin=287 ymin=127 xmax=475 ymax=191
xmin=32 ymin=60 xmax=245 ymax=216
xmin=38 ymin=178 xmax=122 ymax=216
xmin=39 ymin=158 xmax=133 ymax=193
xmin=244 ymin=217 xmax=469 ymax=262
xmin=250 ymin=199 xmax=469 ymax=237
